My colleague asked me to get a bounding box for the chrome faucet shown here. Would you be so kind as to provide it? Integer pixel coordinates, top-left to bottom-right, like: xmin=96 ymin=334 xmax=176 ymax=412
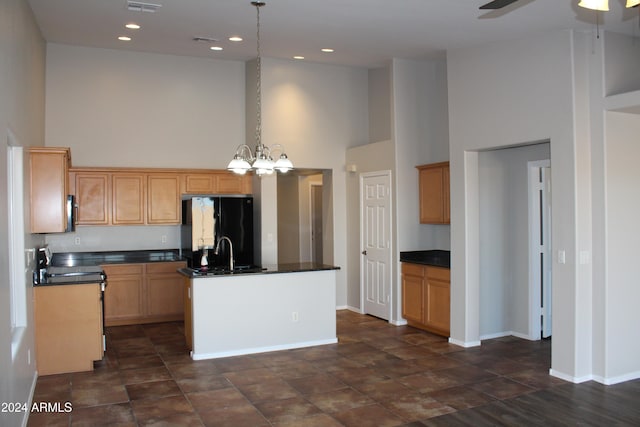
xmin=214 ymin=236 xmax=234 ymax=271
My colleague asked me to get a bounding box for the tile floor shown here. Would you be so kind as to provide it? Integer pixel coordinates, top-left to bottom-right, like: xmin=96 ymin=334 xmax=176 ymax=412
xmin=26 ymin=310 xmax=640 ymax=426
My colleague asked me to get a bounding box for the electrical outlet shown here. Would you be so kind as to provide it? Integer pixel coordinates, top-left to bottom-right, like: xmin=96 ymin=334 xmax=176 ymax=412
xmin=161 ymin=235 xmax=167 ymax=243
xmin=292 ymin=312 xmax=299 ymax=322
xmin=74 ymin=237 xmax=81 ymax=245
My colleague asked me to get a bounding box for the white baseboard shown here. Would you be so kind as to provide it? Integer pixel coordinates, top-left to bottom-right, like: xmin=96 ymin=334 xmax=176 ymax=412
xmin=344 ymin=306 xmax=362 ymax=313
xmin=390 ymin=318 xmax=407 ymax=326
xmin=549 ymin=369 xmax=592 ymax=384
xmin=592 ymin=370 xmax=640 ymax=385
xmin=22 ymin=370 xmax=38 ymax=427
xmin=479 ymin=330 xmax=539 ymax=341
xmin=336 ymin=305 xmax=349 ymax=311
xmin=448 ymin=337 xmax=481 ymax=348
xmin=191 ymin=338 xmax=338 ymax=360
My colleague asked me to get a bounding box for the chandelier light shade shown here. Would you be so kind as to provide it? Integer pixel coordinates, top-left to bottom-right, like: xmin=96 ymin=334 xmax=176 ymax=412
xmin=578 ymin=0 xmax=609 ymax=10
xmin=627 ymin=0 xmax=640 ymax=7
xmin=227 ymin=1 xmax=293 ymax=176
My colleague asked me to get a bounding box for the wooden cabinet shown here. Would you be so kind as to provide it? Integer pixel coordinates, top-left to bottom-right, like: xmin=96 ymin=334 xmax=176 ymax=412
xmin=71 ymin=168 xmax=252 ymax=227
xmin=34 ymin=283 xmax=103 ymax=375
xmin=29 ymin=147 xmax=71 ymax=233
xmin=218 ymin=173 xmax=252 ymax=194
xmin=183 ymin=171 xmax=252 ymax=195
xmin=147 ymin=174 xmax=181 ymax=224
xmin=73 ymin=171 xmax=109 ymax=225
xmin=112 ymin=173 xmax=145 ymax=225
xmin=416 ymin=162 xmax=450 ymax=224
xmin=401 ymin=262 xmax=450 ymax=336
xmin=103 ymin=261 xmax=186 ymax=326
xmin=102 ymin=264 xmax=144 ymax=325
xmin=184 ymin=173 xmax=218 ymax=194
xmin=146 ymin=262 xmax=185 ymax=318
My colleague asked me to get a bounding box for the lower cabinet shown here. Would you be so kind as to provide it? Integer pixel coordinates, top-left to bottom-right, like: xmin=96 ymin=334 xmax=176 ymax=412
xmin=34 ymin=283 xmax=103 ymax=375
xmin=103 ymin=261 xmax=187 ymax=326
xmin=401 ymin=262 xmax=450 ymax=336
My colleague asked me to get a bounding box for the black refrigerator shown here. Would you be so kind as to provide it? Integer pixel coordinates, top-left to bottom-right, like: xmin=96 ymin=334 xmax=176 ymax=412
xmin=181 ymin=196 xmax=254 ymax=270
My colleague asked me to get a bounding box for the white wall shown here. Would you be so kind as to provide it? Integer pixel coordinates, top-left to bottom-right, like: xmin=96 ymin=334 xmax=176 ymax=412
xmin=447 ymin=31 xmax=584 ymax=380
xmin=0 ymin=0 xmax=45 ymax=425
xmin=45 ymin=44 xmax=246 ymax=168
xmin=478 ymin=143 xmax=550 ymax=338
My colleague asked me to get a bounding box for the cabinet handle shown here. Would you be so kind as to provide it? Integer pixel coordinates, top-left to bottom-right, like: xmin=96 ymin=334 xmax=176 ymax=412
xmin=361 ymin=250 xmax=367 ymax=255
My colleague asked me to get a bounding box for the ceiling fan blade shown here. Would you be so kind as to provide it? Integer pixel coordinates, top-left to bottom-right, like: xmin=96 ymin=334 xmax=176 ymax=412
xmin=479 ymin=0 xmax=520 ymax=9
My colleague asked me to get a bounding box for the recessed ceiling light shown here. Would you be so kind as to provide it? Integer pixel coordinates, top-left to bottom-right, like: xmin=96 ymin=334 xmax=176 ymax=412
xmin=118 ymin=36 xmax=132 ymax=41
xmin=125 ymin=23 xmax=141 ymax=30
xmin=210 ymin=46 xmax=223 ymax=51
xmin=293 ymin=56 xmax=305 ymax=60
xmin=321 ymin=48 xmax=334 ymax=53
xmin=229 ymin=36 xmax=243 ymax=42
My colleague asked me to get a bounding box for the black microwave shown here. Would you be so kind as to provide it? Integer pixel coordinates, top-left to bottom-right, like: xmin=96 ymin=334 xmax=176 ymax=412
xmin=66 ymin=194 xmax=76 ymax=232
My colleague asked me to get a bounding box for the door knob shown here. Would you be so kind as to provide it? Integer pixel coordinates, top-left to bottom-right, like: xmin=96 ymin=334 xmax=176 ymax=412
xmin=361 ymin=250 xmax=367 ymax=255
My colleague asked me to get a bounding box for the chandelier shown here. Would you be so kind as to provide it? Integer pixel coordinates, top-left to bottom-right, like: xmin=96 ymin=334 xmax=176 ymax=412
xmin=227 ymin=1 xmax=293 ymax=176
xmin=578 ymin=0 xmax=640 ymax=11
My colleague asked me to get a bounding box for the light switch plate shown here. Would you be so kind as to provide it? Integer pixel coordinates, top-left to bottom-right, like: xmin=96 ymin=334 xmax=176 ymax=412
xmin=557 ymin=250 xmax=566 ymax=264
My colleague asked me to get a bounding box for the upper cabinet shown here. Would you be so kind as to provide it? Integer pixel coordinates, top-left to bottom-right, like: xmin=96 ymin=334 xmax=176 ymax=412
xmin=182 ymin=172 xmax=252 ymax=195
xmin=29 ymin=147 xmax=71 ymax=233
xmin=73 ymin=172 xmax=109 ymax=225
xmin=70 ymin=168 xmax=252 ymax=227
xmin=147 ymin=174 xmax=181 ymax=224
xmin=416 ymin=161 xmax=450 ymax=224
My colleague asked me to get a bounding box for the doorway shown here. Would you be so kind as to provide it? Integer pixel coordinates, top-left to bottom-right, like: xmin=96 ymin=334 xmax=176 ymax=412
xmin=360 ymin=171 xmax=392 ymax=320
xmin=310 ymin=183 xmax=323 ymax=264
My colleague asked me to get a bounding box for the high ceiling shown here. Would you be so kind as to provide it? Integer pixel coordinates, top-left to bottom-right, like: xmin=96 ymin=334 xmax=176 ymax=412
xmin=27 ymin=0 xmax=640 ymax=68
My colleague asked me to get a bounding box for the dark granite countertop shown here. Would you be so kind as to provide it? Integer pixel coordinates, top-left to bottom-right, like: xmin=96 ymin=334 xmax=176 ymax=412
xmin=400 ymin=250 xmax=450 ymax=268
xmin=179 ymin=262 xmax=340 ymax=278
xmin=51 ymin=249 xmax=184 ymax=267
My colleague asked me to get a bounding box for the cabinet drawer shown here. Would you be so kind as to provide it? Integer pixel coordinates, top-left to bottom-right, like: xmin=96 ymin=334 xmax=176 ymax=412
xmin=425 ymin=266 xmax=450 ymax=282
xmin=402 ymin=262 xmax=425 ymax=277
xmin=102 ymin=264 xmax=144 ymax=276
xmin=146 ymin=261 xmax=187 ymax=274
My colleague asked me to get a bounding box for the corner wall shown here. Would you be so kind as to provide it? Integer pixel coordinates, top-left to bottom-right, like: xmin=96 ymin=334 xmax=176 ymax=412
xmin=447 ymin=30 xmax=585 ymax=379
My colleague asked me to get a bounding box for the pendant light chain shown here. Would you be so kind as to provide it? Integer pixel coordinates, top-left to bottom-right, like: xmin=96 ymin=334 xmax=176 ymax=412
xmin=226 ymin=1 xmax=293 ymax=176
xmin=255 ymin=1 xmax=263 ymax=150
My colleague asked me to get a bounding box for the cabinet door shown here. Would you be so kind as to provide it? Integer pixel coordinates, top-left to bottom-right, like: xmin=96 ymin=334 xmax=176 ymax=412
xmin=103 ymin=264 xmax=144 ymax=325
xmin=112 ymin=174 xmax=145 ymax=224
xmin=418 ymin=165 xmax=444 ymax=224
xmin=184 ymin=173 xmax=218 ymax=194
xmin=402 ymin=263 xmax=424 ymax=323
xmin=425 ymin=267 xmax=450 ymax=335
xmin=147 ymin=174 xmax=181 ymax=224
xmin=34 ymin=284 xmax=102 ymax=375
xmin=29 ymin=148 xmax=70 ymax=233
xmin=218 ymin=173 xmax=251 ymax=194
xmin=145 ymin=262 xmax=186 ymax=318
xmin=75 ymin=172 xmax=109 ymax=225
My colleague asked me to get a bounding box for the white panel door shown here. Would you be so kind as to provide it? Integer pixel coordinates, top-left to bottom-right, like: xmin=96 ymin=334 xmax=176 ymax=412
xmin=360 ymin=171 xmax=392 ymax=320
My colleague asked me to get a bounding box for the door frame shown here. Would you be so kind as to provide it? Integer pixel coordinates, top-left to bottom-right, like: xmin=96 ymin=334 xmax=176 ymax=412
xmin=527 ymin=159 xmax=551 ymax=340
xmin=309 ymin=181 xmax=323 ymax=264
xmin=359 ymin=170 xmax=393 ymax=321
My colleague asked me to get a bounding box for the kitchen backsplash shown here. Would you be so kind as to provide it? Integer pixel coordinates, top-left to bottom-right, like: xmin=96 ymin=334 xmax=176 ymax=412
xmin=45 ymin=225 xmax=181 ymax=253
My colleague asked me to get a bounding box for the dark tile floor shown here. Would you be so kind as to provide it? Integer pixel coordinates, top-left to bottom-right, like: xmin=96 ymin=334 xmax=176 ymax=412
xmin=27 ymin=310 xmax=640 ymax=426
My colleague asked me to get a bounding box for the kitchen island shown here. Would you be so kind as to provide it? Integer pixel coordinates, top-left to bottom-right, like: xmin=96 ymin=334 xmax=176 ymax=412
xmin=179 ymin=263 xmax=339 ymax=360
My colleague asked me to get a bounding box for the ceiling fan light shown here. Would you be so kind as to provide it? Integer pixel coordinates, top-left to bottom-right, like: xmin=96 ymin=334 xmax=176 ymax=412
xmin=578 ymin=0 xmax=609 ymax=11
xmin=626 ymin=0 xmax=640 ymax=7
